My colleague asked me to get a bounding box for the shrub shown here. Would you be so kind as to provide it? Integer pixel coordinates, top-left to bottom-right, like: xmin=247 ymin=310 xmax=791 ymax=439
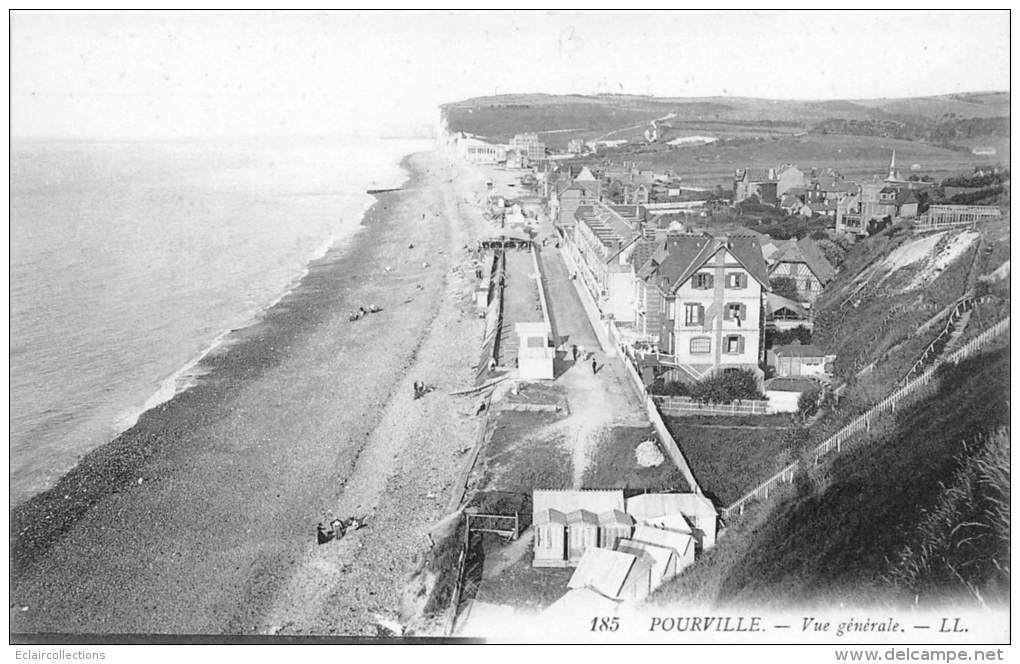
xmin=798 ymin=389 xmax=821 ymax=419
xmin=767 ymin=325 xmax=812 ymax=347
xmin=651 ymin=369 xmax=765 ymax=403
xmin=770 ymin=276 xmax=801 ymax=300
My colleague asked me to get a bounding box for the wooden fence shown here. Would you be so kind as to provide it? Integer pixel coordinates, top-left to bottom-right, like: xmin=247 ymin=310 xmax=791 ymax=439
xmin=653 ymin=395 xmax=772 ymax=417
xmin=901 ymin=294 xmax=991 ymax=384
xmin=721 ymin=316 xmax=1009 ymax=519
xmin=605 ymin=321 xmax=704 ymax=495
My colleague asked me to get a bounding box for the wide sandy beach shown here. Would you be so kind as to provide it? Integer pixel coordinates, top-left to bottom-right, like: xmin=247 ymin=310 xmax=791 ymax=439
xmin=11 ymin=150 xmax=493 ymax=636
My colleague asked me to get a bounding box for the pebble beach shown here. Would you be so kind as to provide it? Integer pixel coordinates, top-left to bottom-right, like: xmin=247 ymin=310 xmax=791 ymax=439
xmin=10 ymin=151 xmax=493 ymax=636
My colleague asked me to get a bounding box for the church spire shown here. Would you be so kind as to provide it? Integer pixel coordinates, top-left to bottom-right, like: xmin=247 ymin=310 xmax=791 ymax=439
xmin=888 ymin=150 xmax=898 ymax=181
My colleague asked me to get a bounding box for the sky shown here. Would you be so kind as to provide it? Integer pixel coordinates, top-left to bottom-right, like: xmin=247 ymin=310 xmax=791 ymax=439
xmin=10 ymin=10 xmax=1011 ymax=139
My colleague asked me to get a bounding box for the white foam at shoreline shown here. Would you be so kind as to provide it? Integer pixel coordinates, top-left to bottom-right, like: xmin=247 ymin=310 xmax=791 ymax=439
xmin=110 ymin=149 xmax=421 ymax=445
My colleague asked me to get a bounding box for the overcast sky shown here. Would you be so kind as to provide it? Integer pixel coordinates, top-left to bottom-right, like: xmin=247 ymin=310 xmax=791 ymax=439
xmin=11 ymin=10 xmax=1011 ymax=139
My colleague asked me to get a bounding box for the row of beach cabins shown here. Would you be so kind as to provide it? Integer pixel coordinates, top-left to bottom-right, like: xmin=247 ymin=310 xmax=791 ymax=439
xmin=533 ymin=490 xmax=717 ymax=610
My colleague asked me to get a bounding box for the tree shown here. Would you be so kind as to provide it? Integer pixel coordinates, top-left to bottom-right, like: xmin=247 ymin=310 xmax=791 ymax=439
xmin=770 ymin=276 xmax=801 ymax=300
xmin=816 ymin=238 xmax=847 ymax=268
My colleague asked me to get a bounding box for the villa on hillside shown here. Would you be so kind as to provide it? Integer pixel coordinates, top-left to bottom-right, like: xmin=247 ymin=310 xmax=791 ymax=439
xmin=633 ymin=233 xmax=771 ymax=383
xmin=766 ymin=237 xmax=836 ymax=304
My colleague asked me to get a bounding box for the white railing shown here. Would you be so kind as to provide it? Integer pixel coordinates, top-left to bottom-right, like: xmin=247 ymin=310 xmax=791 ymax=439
xmin=721 ymin=316 xmax=1009 ymax=519
xmin=653 ymin=396 xmax=772 ymax=416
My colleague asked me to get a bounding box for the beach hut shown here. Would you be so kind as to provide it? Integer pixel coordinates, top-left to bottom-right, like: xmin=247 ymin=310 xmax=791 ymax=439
xmin=625 ymin=492 xmax=719 ymax=550
xmin=532 ymin=508 xmax=567 ymax=567
xmin=566 ymin=510 xmax=599 ymax=564
xmin=532 ymin=490 xmax=625 ymax=567
xmin=630 ymin=524 xmax=696 ymax=575
xmin=597 ymin=510 xmax=634 ymax=550
xmin=569 ymin=547 xmax=655 ymax=602
xmin=615 ymin=539 xmax=678 ymax=590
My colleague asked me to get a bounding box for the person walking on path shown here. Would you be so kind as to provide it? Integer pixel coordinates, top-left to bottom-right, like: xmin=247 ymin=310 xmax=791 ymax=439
xmin=571 ymin=344 xmax=578 ymax=362
xmin=591 ymin=357 xmax=598 ymax=374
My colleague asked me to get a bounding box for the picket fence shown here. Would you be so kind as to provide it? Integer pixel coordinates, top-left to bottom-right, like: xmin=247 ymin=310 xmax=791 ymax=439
xmin=721 ymin=317 xmax=1009 ymax=519
xmin=653 ymin=395 xmax=772 ymax=417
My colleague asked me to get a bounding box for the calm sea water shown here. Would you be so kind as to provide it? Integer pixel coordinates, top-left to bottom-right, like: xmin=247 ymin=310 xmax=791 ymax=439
xmin=10 ymin=135 xmax=432 ymax=505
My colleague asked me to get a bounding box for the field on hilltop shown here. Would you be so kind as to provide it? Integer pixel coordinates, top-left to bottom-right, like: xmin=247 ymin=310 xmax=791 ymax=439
xmin=442 ymin=91 xmax=1008 ymax=185
xmin=595 ymin=134 xmax=996 ymax=186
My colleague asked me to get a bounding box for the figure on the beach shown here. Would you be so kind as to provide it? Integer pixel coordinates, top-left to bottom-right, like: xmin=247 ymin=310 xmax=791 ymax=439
xmin=330 ymin=518 xmax=345 ymax=540
xmin=591 ymin=358 xmax=598 ymax=374
xmin=571 ymin=344 xmax=578 ymax=361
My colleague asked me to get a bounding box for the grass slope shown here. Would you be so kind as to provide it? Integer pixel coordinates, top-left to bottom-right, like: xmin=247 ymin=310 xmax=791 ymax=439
xmin=652 ymin=346 xmax=1010 ymax=609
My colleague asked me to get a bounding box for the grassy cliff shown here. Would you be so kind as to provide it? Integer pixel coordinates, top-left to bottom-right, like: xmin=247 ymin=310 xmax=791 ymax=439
xmin=651 ymin=346 xmax=1010 ymax=609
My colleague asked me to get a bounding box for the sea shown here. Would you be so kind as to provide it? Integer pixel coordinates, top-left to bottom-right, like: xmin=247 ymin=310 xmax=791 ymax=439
xmin=10 ymin=135 xmax=432 ymax=505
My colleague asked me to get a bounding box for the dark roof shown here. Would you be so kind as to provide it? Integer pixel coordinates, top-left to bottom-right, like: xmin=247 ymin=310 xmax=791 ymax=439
xmin=576 ymin=204 xmax=642 ymax=261
xmin=765 ymin=377 xmax=822 ymax=393
xmin=651 ymin=233 xmax=770 ymax=292
xmin=895 ymin=189 xmax=920 ymax=206
xmin=773 ymin=344 xmax=825 ymax=358
xmin=628 ymin=237 xmax=659 ymax=270
xmin=769 ymin=237 xmax=836 ymax=284
xmin=738 ymin=167 xmax=776 ymax=182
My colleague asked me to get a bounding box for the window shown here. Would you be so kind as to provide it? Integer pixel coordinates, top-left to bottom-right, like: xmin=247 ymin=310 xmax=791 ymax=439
xmin=691 ymin=273 xmax=713 ymax=289
xmin=727 ymin=273 xmax=747 ymax=289
xmin=725 ymin=335 xmax=745 ymax=354
xmin=690 ymin=337 xmax=711 ymax=354
xmin=724 ymin=303 xmax=746 ymax=324
xmin=684 ymin=303 xmax=704 ymax=327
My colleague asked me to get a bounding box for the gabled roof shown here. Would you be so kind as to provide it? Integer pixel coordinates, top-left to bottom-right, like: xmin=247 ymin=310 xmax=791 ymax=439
xmin=769 ymin=237 xmax=836 ymax=284
xmin=766 ymin=292 xmax=810 ymax=319
xmin=625 ymin=492 xmax=718 ymax=522
xmin=568 ymin=548 xmax=651 ymax=598
xmin=895 ymin=189 xmax=920 ymax=206
xmin=631 ymin=525 xmax=696 ymax=557
xmin=655 ymin=235 xmax=771 ymax=292
xmin=575 ymin=203 xmax=642 ymax=261
xmin=534 ymin=508 xmax=567 ymax=526
xmin=533 ymin=489 xmax=625 ymax=516
xmin=737 ymin=167 xmax=777 ymax=182
xmin=575 ymin=166 xmax=597 ymax=182
xmin=566 ymin=509 xmax=599 ymax=526
xmin=628 ymin=237 xmax=659 ymax=270
xmin=598 ymin=509 xmax=634 ymax=527
xmin=616 ymin=538 xmax=678 ymax=579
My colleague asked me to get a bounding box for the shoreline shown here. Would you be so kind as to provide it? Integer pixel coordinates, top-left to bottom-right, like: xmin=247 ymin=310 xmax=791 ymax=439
xmin=10 ymin=137 xmax=423 ymax=506
xmin=11 ymin=149 xmax=492 ymax=635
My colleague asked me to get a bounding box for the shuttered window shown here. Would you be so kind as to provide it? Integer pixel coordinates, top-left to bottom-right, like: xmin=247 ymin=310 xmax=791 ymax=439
xmin=725 ymin=335 xmax=745 ymax=354
xmin=684 ymin=303 xmax=705 ymax=326
xmin=724 ymin=303 xmax=748 ymax=325
xmin=691 ymin=273 xmax=713 ymax=289
xmin=727 ymin=273 xmax=748 ymax=289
